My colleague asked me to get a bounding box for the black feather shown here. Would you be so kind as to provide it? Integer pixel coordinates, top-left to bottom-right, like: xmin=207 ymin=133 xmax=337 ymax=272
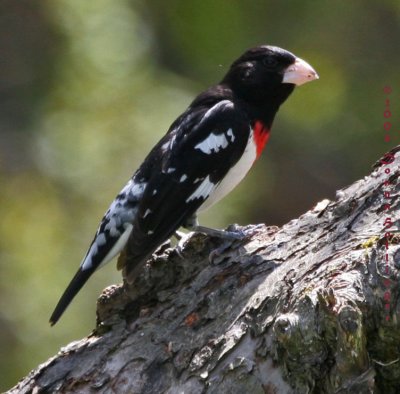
xmin=49 ymin=267 xmax=95 ymax=325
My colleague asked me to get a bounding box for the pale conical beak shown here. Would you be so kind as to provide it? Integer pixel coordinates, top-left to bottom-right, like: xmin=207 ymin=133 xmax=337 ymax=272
xmin=282 ymin=57 xmax=319 ymax=86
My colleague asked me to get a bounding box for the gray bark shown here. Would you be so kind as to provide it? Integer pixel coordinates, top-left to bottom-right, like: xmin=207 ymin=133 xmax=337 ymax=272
xmin=9 ymin=147 xmax=400 ymax=394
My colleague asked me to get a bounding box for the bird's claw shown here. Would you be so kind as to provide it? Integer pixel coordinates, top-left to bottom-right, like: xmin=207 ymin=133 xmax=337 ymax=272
xmin=208 ymin=224 xmax=266 ymax=264
xmin=224 ymin=223 xmax=265 ymax=240
xmin=191 ymin=224 xmax=256 ymax=241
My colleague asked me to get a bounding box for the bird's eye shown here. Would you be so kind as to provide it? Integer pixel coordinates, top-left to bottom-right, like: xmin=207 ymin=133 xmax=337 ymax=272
xmin=262 ymin=57 xmax=278 ymax=68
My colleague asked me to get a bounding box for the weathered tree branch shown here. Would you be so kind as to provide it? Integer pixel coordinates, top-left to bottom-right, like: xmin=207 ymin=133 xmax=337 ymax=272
xmin=9 ymin=147 xmax=400 ymax=394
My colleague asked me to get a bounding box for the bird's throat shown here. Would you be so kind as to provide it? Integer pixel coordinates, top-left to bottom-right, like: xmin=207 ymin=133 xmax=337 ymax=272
xmin=253 ymin=120 xmax=271 ymax=158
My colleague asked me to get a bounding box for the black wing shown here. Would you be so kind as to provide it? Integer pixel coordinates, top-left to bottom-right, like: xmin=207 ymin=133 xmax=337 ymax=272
xmin=119 ymin=99 xmax=251 ymax=281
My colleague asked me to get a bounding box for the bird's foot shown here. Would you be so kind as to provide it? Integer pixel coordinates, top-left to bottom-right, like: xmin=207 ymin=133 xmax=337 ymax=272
xmin=207 ymin=224 xmax=266 ymax=264
xmin=176 ymin=222 xmax=266 ymax=264
xmin=191 ymin=225 xmax=243 ymax=240
xmin=194 ymin=223 xmax=265 ymax=241
xmin=183 ymin=215 xmax=245 ymax=240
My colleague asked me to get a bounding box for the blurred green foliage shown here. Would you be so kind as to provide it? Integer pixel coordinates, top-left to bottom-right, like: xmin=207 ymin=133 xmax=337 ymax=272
xmin=0 ymin=0 xmax=399 ymax=389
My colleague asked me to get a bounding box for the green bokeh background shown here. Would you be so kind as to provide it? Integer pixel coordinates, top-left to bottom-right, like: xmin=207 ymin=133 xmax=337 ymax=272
xmin=1 ymin=0 xmax=399 ymax=389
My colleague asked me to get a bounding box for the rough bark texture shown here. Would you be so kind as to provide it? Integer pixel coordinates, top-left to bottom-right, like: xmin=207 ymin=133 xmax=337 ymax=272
xmin=9 ymin=147 xmax=400 ymax=394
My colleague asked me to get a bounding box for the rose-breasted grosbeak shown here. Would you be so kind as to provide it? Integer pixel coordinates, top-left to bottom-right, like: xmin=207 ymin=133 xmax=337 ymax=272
xmin=50 ymin=45 xmax=318 ymax=325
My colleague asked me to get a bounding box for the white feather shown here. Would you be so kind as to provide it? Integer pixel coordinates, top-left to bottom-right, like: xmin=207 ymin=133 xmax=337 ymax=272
xmin=81 ymin=224 xmax=133 ymax=271
xmin=199 ymin=128 xmax=256 ymax=211
xmin=195 ymin=132 xmax=229 ymax=154
xmin=186 ymin=176 xmax=215 ymax=203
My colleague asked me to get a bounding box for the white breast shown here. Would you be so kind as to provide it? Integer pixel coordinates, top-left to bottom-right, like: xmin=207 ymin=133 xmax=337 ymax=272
xmin=198 ymin=130 xmax=256 ymax=211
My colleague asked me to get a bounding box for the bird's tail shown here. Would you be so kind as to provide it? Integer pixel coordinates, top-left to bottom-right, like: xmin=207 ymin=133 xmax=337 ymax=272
xmin=49 ymin=267 xmax=95 ymax=326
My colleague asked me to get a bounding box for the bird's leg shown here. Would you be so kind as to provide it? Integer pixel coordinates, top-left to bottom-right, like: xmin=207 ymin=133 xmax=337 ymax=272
xmin=182 ymin=214 xmax=243 ymax=241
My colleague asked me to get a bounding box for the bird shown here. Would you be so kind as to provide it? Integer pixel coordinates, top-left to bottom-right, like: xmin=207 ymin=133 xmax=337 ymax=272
xmin=50 ymin=45 xmax=318 ymax=325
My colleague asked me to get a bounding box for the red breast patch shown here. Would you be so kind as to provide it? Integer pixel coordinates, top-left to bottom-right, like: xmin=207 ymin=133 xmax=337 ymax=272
xmin=253 ymin=121 xmax=271 ymax=158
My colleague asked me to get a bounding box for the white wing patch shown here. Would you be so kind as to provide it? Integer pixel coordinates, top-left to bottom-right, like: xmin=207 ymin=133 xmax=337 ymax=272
xmin=195 ymin=132 xmax=229 ymax=154
xmin=198 ymin=128 xmax=257 ymax=212
xmin=186 ymin=175 xmax=215 ymax=203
